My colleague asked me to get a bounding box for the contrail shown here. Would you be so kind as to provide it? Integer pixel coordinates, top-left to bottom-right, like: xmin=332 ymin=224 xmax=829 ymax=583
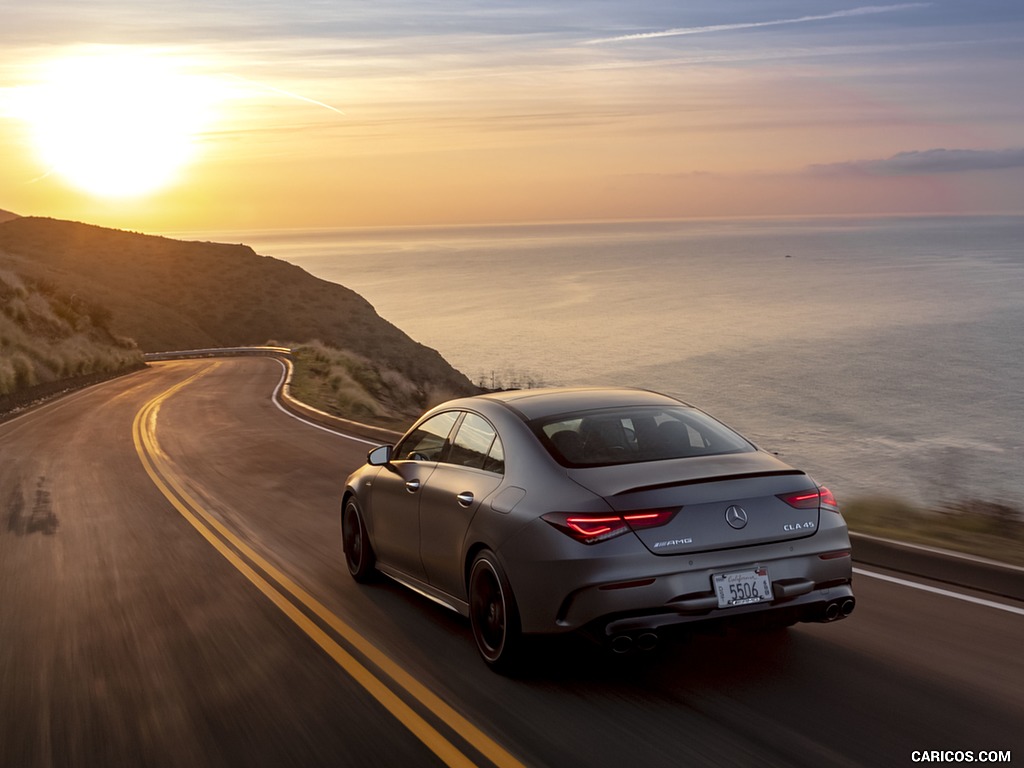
xmin=226 ymin=74 xmax=345 ymax=116
xmin=23 ymin=168 xmax=56 ymax=185
xmin=584 ymin=3 xmax=931 ymax=44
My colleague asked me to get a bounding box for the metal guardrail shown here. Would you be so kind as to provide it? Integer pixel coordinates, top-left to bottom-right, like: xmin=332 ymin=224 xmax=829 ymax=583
xmin=850 ymin=532 xmax=1024 ymax=601
xmin=143 ymin=346 xmax=293 ymax=361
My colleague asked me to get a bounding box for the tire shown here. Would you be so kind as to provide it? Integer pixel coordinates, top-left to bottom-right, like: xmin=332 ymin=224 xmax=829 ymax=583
xmin=342 ymin=497 xmax=376 ymax=583
xmin=468 ymin=550 xmax=524 ymax=674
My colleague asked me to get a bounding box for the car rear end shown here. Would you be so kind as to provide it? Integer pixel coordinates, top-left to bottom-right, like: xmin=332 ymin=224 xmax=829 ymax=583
xmin=498 ymin=401 xmax=854 ymax=648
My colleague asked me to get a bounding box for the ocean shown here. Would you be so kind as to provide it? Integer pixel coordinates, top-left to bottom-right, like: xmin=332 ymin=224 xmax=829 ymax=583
xmin=184 ymin=216 xmax=1024 ymax=510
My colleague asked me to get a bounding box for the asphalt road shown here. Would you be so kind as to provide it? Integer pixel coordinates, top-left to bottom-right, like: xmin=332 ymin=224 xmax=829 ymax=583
xmin=2 ymin=357 xmax=1021 ymax=768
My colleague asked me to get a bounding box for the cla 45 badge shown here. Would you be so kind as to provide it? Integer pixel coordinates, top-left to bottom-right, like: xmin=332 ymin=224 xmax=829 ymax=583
xmin=784 ymin=521 xmax=816 ymax=531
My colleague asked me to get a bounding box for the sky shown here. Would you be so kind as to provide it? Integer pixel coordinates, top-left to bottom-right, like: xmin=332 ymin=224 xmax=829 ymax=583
xmin=1 ymin=0 xmax=1023 ymax=232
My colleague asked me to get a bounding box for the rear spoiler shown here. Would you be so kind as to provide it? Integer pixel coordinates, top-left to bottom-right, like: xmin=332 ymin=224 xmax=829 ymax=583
xmin=612 ymin=469 xmax=807 ymax=497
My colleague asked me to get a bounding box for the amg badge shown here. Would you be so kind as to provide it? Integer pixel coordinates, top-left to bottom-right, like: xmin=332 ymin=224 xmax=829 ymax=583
xmin=653 ymin=538 xmax=694 ymax=548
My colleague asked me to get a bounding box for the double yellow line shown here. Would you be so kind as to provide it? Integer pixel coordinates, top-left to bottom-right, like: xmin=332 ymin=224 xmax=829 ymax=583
xmin=133 ymin=365 xmax=524 ymax=768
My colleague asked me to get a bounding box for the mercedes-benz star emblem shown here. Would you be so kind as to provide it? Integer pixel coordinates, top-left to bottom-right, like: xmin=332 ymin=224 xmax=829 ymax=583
xmin=725 ymin=505 xmax=749 ymax=529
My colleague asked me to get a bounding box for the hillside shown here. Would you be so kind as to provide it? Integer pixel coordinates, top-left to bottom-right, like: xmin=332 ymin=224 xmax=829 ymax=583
xmin=0 ymin=266 xmax=142 ymax=397
xmin=0 ymin=216 xmax=476 ymax=415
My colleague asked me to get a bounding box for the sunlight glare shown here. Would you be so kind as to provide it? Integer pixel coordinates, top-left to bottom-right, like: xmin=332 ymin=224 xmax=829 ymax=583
xmin=20 ymin=48 xmax=221 ymax=198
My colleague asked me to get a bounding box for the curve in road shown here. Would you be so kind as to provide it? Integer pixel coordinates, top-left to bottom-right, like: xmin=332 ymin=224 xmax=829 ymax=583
xmin=2 ymin=357 xmax=1021 ymax=767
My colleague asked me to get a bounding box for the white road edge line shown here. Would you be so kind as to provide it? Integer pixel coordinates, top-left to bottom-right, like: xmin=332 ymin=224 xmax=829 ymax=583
xmin=853 ymin=567 xmax=1024 ymax=616
xmin=269 ymin=358 xmax=380 ymax=446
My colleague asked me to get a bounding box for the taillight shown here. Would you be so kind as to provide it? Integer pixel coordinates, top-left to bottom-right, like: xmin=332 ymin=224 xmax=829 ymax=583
xmin=541 ymin=508 xmax=679 ymax=545
xmin=818 ymin=486 xmax=840 ymax=512
xmin=778 ymin=486 xmax=840 ymax=513
xmin=549 ymin=514 xmax=625 ymax=543
xmin=778 ymin=490 xmax=820 ymax=509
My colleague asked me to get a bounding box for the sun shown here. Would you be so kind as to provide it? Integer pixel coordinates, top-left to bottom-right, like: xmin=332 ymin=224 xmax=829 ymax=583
xmin=21 ymin=48 xmax=219 ymax=199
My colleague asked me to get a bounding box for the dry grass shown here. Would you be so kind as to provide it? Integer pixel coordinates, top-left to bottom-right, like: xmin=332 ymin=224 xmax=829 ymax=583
xmin=289 ymin=341 xmax=474 ymax=430
xmin=843 ymin=495 xmax=1024 ymax=566
xmin=0 ymin=268 xmax=142 ymax=396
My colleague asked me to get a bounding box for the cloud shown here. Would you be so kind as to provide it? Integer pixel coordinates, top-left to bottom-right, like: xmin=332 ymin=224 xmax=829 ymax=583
xmin=585 ymin=3 xmax=930 ymax=45
xmin=809 ymin=148 xmax=1024 ymax=176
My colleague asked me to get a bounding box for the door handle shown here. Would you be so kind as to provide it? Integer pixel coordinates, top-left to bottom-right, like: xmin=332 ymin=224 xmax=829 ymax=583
xmin=405 ymin=479 xmax=421 ymax=493
xmin=456 ymin=491 xmax=474 ymax=507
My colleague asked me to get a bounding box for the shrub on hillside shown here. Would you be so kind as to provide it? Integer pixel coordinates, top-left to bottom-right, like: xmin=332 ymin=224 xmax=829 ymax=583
xmin=290 ymin=341 xmax=476 ymax=429
xmin=0 ymin=269 xmax=142 ymax=397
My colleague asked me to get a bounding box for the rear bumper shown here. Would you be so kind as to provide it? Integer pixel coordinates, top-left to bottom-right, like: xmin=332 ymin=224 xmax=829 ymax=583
xmin=598 ymin=582 xmax=855 ymax=637
xmin=503 ymin=522 xmax=855 ymax=634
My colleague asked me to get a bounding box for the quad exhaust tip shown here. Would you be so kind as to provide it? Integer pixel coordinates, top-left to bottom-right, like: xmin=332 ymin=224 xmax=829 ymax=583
xmin=636 ymin=632 xmax=659 ymax=652
xmin=822 ymin=597 xmax=856 ymax=622
xmin=611 ymin=632 xmax=659 ymax=654
xmin=611 ymin=635 xmax=633 ymax=654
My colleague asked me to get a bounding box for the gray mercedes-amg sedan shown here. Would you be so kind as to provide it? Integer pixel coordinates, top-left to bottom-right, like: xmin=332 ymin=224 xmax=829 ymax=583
xmin=341 ymin=387 xmax=854 ymax=672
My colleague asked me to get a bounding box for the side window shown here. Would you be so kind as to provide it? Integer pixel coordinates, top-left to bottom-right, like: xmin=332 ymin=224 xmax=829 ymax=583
xmin=483 ymin=435 xmax=505 ymax=474
xmin=448 ymin=413 xmax=504 ymax=474
xmin=396 ymin=411 xmax=459 ymax=462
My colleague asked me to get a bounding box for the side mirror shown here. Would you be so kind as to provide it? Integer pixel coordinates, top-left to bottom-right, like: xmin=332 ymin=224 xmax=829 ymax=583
xmin=367 ymin=445 xmax=393 ymax=466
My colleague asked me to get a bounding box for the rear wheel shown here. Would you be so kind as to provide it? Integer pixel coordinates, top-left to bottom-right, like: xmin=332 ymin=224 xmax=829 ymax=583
xmin=469 ymin=550 xmax=524 ymax=674
xmin=342 ymin=497 xmax=376 ymax=583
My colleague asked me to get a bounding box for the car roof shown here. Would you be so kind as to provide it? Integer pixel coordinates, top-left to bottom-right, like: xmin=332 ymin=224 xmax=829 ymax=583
xmin=473 ymin=386 xmax=688 ymax=421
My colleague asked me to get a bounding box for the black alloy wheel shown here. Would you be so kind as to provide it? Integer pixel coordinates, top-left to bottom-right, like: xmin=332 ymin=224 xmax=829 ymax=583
xmin=469 ymin=550 xmax=523 ymax=673
xmin=342 ymin=497 xmax=376 ymax=582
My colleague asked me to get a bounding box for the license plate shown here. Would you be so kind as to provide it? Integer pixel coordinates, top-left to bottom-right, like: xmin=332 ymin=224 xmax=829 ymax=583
xmin=713 ymin=568 xmax=773 ymax=608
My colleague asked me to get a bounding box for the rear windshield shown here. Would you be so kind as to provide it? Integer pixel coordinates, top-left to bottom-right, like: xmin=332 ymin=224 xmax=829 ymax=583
xmin=532 ymin=406 xmax=755 ymax=467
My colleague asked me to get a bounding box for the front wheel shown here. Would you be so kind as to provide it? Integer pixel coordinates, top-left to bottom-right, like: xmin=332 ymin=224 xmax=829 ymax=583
xmin=469 ymin=550 xmax=524 ymax=674
xmin=342 ymin=497 xmax=376 ymax=583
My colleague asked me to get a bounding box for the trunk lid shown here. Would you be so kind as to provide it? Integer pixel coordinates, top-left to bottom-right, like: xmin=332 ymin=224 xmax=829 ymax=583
xmin=567 ymin=452 xmax=821 ymax=555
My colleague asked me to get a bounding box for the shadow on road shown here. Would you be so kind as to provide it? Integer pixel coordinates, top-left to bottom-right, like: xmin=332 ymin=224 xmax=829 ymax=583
xmin=6 ymin=477 xmax=59 ymax=536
